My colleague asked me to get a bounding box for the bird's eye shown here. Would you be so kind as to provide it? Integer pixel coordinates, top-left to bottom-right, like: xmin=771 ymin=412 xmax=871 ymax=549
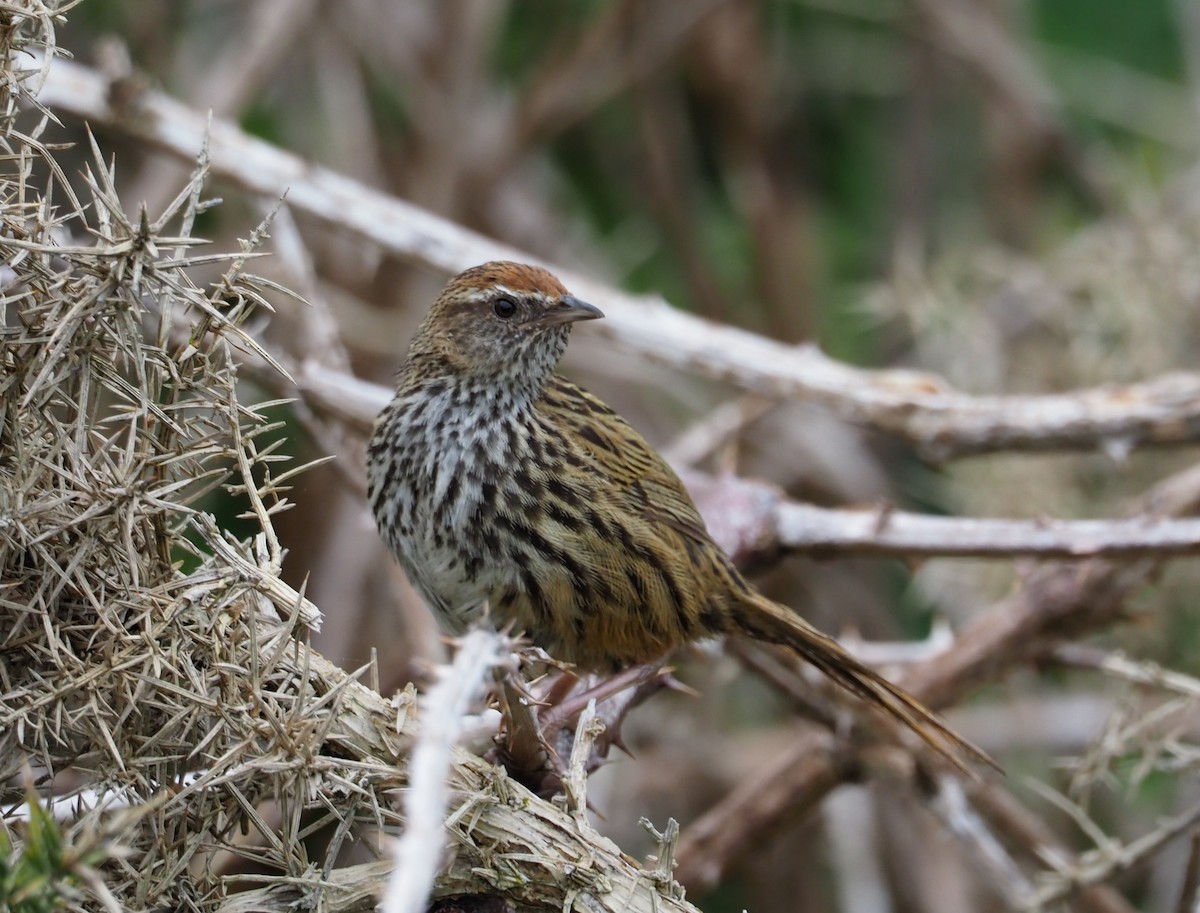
xmin=493 ymin=297 xmax=517 ymax=319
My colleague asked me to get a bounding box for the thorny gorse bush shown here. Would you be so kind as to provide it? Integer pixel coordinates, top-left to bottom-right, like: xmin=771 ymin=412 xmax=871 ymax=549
xmin=0 ymin=6 xmax=399 ymax=911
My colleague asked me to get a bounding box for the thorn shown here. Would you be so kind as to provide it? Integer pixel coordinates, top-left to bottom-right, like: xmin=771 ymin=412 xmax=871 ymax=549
xmin=660 ymin=673 xmax=700 ymax=698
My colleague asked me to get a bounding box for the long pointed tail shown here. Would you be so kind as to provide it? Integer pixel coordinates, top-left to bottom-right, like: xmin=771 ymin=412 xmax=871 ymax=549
xmin=731 ymin=591 xmax=995 ymax=773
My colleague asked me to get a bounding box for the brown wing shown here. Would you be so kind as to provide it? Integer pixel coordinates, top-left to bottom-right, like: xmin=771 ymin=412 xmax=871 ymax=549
xmin=534 ymin=382 xmax=992 ymax=771
xmin=538 ymin=375 xmax=712 ymax=546
xmin=512 ymin=375 xmax=730 ymax=668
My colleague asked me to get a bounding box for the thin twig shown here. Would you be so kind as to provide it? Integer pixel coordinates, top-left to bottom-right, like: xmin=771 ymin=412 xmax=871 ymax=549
xmin=1022 ymin=801 xmax=1200 ymax=911
xmin=1051 ymin=644 xmax=1200 ymax=700
xmin=967 ymin=780 xmax=1138 ymax=913
xmin=561 ymin=699 xmax=604 ymax=817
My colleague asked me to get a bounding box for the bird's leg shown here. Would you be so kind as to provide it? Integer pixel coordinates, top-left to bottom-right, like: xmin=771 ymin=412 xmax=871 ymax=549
xmin=490 ymin=657 xmax=679 ymax=797
xmin=542 ymin=668 xmax=584 ymax=707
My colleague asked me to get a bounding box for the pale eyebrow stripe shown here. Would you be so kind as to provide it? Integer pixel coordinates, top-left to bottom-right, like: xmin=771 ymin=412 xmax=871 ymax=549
xmin=468 ymin=284 xmax=548 ymax=302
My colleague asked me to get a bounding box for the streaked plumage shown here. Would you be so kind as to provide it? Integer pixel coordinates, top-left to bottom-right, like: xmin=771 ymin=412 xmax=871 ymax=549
xmin=368 ymin=261 xmax=989 ymax=769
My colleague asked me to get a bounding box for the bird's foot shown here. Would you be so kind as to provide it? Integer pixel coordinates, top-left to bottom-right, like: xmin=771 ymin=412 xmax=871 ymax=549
xmin=488 ymin=659 xmax=678 ymax=799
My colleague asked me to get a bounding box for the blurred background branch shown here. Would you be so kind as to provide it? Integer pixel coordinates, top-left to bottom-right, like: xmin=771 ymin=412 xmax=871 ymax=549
xmin=35 ymin=54 xmax=1200 ymax=462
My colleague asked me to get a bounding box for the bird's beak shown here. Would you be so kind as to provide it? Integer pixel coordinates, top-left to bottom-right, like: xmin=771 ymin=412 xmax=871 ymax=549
xmin=535 ymin=295 xmax=605 ymax=328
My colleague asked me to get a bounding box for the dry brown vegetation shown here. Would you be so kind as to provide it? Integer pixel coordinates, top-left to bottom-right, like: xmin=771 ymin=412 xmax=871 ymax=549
xmin=6 ymin=2 xmax=1200 ymax=912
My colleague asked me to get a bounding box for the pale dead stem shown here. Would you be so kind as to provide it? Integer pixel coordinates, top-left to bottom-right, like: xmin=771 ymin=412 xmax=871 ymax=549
xmin=381 ymin=628 xmax=509 ymax=913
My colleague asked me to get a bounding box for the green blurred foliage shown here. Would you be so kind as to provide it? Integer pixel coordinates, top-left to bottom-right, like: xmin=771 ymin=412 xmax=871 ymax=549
xmin=0 ymin=801 xmax=103 ymax=913
xmin=1033 ymin=0 xmax=1183 ymax=78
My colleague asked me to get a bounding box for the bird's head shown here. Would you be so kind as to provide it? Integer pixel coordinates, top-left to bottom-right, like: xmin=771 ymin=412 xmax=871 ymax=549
xmin=404 ymin=261 xmax=604 ymax=391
